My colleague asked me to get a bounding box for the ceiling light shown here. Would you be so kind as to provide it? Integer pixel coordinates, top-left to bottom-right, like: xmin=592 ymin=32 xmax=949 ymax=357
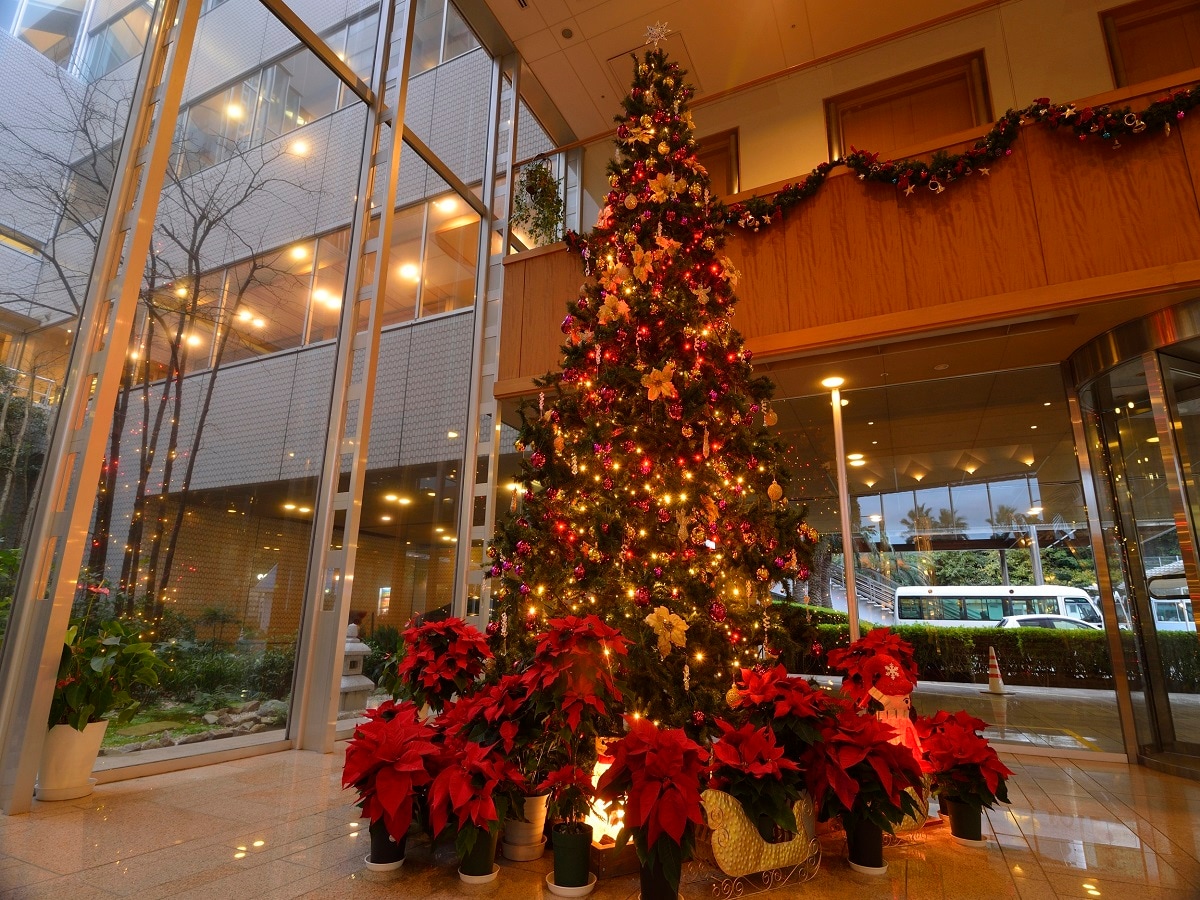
xmin=1043 ymin=401 xmax=1051 ymax=406
xmin=1028 ymin=506 xmax=1043 ymax=515
xmin=226 ymin=103 xmax=244 ymax=119
xmin=435 ymin=527 xmax=444 ymax=533
xmin=283 ymin=503 xmax=296 ymax=510
xmin=933 ymin=363 xmax=949 ymax=371
xmin=289 ymin=139 xmax=308 ymax=156
xmin=290 ymin=245 xmax=308 ymax=260
xmin=849 ymin=460 xmax=866 ymax=467
xmin=384 ymin=493 xmax=398 ymax=501
xmin=380 ymin=515 xmax=392 ymax=522
xmin=237 ymin=309 xmax=252 ymax=321
xmin=427 ymin=491 xmax=436 ymax=497
xmin=400 ymin=263 xmax=420 ymax=280
xmin=434 ymin=197 xmax=458 ymax=213
xmin=298 ymin=506 xmax=311 ymax=513
xmin=847 ymin=453 xmax=863 ymax=460
xmin=175 ymin=286 xmax=188 ymax=297
xmin=869 ymin=515 xmax=882 ymax=523
xmin=252 ymin=318 xmax=265 ymax=328
xmin=820 ymin=376 xmax=844 ymax=388
xmin=1030 ymin=425 xmax=1038 ymax=430
xmin=398 ymin=497 xmax=411 ymax=505
xmin=448 ymin=430 xmax=459 ymax=439
xmin=1147 ymin=436 xmax=1160 ymax=443
xmin=186 ymin=334 xmax=202 ymax=347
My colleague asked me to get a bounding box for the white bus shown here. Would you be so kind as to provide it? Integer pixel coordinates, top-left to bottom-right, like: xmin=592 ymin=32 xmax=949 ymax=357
xmin=894 ymin=585 xmax=1102 ymax=628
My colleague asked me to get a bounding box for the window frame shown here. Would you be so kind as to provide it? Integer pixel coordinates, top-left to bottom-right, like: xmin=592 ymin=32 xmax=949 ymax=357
xmin=1102 ymin=0 xmax=1200 ymax=87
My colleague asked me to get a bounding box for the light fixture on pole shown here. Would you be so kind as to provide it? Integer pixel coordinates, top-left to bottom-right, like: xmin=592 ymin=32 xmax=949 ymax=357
xmin=822 ymin=376 xmax=860 ymax=642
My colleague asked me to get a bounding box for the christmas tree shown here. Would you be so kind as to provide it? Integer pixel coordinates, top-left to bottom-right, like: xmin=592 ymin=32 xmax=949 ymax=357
xmin=487 ymin=45 xmax=816 ymax=733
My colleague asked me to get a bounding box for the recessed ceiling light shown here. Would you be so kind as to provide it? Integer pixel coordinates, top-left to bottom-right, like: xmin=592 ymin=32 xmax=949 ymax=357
xmin=448 ymin=431 xmax=459 ymax=439
xmin=298 ymin=506 xmax=311 ymax=513
xmin=398 ymin=497 xmax=412 ymax=505
xmin=847 ymin=453 xmax=863 ymax=460
xmin=1146 ymin=436 xmax=1160 ymax=443
xmin=1030 ymin=425 xmax=1038 ymax=429
xmin=820 ymin=376 xmax=844 ymax=388
xmin=933 ymin=363 xmax=949 ymax=371
xmin=384 ymin=493 xmax=397 ymax=501
xmin=849 ymin=460 xmax=866 ymax=467
xmin=284 ymin=503 xmax=296 ymax=510
xmin=380 ymin=515 xmax=392 ymax=522
xmin=427 ymin=491 xmax=436 ymax=497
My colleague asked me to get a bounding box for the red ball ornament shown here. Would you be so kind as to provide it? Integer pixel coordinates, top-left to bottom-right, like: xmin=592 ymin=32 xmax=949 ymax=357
xmin=691 ymin=711 xmax=706 ymax=727
xmin=634 ymin=586 xmax=651 ymax=606
xmin=668 ymin=402 xmax=683 ymax=420
xmin=709 ymin=601 xmax=727 ymax=622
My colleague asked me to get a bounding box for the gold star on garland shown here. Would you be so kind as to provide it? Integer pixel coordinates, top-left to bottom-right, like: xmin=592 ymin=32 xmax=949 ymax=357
xmin=645 ymin=21 xmax=671 ymax=46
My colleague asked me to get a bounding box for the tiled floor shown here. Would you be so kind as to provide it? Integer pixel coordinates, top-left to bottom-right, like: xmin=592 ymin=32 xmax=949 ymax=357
xmin=1 ymin=749 xmax=1198 ymax=899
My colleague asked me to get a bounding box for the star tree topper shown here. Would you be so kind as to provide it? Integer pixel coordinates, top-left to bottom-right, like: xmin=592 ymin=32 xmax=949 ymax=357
xmin=645 ymin=21 xmax=671 ymax=46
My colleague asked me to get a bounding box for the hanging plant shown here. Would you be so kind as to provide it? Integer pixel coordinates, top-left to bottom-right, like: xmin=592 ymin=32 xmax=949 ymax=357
xmin=511 ymin=158 xmax=564 ymax=247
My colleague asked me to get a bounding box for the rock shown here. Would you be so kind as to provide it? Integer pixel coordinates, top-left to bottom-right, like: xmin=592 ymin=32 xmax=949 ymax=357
xmin=248 ymin=723 xmax=272 ymax=734
xmin=177 ymin=732 xmax=210 ymax=745
xmin=238 ymin=700 xmax=261 ymax=713
xmin=258 ymin=700 xmax=288 ymax=719
xmin=230 ymin=711 xmax=259 ymax=726
xmin=209 ymin=728 xmax=235 ymax=740
xmin=202 ymin=713 xmax=220 ymax=725
xmin=217 ymin=713 xmax=235 ymax=727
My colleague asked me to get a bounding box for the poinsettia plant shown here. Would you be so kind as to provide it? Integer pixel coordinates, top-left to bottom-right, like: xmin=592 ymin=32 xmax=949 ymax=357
xmin=392 ymin=616 xmax=492 ymax=713
xmin=826 ymin=627 xmax=919 ymax=707
xmin=341 ymin=699 xmax=441 ymax=842
xmin=730 ymin=664 xmax=842 ymax=759
xmin=427 ymin=733 xmax=527 ymax=858
xmin=803 ymin=708 xmax=924 ymax=834
xmin=538 ymin=762 xmax=597 ymax=826
xmin=707 ymin=718 xmax=803 ymax=842
xmin=917 ymin=710 xmax=1013 ymax=809
xmin=597 ymin=716 xmax=708 ymax=895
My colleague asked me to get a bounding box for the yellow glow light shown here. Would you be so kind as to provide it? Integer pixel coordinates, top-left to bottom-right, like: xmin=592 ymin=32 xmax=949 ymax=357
xmin=821 ymin=376 xmax=844 ymax=388
xmin=290 ymin=245 xmax=308 ymax=261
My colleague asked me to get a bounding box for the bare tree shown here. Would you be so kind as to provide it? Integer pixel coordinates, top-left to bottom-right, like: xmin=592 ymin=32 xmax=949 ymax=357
xmin=0 ymin=67 xmax=318 ymax=619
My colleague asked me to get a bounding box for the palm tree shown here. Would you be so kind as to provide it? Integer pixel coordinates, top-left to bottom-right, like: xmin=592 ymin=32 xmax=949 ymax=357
xmin=987 ymin=504 xmax=1027 ymax=538
xmin=934 ymin=507 xmax=968 ymax=540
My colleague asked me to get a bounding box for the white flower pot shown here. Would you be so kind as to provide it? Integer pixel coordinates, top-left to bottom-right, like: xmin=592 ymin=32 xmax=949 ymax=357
xmin=502 ymin=793 xmax=549 ymax=859
xmin=36 ymin=721 xmax=108 ymax=801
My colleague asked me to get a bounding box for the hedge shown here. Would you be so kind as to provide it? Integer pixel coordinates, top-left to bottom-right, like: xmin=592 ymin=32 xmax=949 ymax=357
xmin=775 ymin=605 xmax=1199 ymax=692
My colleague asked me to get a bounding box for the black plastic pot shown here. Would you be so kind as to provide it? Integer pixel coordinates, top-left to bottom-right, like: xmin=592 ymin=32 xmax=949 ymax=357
xmin=368 ymin=818 xmax=407 ymax=865
xmin=639 ymin=852 xmax=678 ymax=900
xmin=460 ymin=825 xmax=499 ymax=876
xmin=550 ymin=822 xmax=593 ymax=888
xmin=944 ymin=796 xmax=984 ymax=842
xmin=844 ymin=816 xmax=885 ymax=870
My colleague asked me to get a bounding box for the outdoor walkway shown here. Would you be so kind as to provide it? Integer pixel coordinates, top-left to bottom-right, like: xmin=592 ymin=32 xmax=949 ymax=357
xmin=1 ymin=748 xmax=1198 ymax=898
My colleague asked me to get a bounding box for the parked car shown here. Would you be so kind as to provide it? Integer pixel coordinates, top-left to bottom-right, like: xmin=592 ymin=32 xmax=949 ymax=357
xmin=996 ymin=614 xmax=1101 ymax=630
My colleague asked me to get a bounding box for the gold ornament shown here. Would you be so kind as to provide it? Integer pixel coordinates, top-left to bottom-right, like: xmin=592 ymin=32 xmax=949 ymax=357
xmin=756 ymin=567 xmax=769 ymax=581
xmin=664 ymin=77 xmax=675 ymax=88
xmin=640 ymin=115 xmax=652 ymax=127
xmin=691 ymin=525 xmax=707 ymax=545
xmin=767 ymin=480 xmax=783 ymax=502
xmin=702 ymin=237 xmax=716 ymax=250
xmin=553 ymin=435 xmax=565 ymax=453
xmin=725 ymin=685 xmax=741 ymax=707
xmin=639 ymin=64 xmax=649 ymax=76
xmin=681 ymin=424 xmax=694 ymax=438
xmin=624 ymin=193 xmax=638 ymax=210
xmin=658 ymin=141 xmax=671 ymax=155
xmin=764 ymin=403 xmax=778 ymax=427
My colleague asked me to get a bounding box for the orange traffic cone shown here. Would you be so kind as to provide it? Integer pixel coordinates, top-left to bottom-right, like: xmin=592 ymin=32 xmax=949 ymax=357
xmin=982 ymin=646 xmax=1009 ymax=695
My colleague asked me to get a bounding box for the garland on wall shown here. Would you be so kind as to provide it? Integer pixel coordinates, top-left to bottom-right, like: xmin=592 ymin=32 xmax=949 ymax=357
xmin=564 ymin=82 xmax=1200 ymax=248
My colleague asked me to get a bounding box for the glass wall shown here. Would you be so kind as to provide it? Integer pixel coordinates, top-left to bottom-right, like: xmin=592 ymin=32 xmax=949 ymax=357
xmin=1076 ymin=323 xmax=1200 ymax=761
xmin=770 ymin=366 xmax=1124 ymax=755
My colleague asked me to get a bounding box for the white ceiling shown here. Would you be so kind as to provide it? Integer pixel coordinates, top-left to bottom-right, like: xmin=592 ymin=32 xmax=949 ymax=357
xmin=479 ymin=0 xmax=988 ymax=139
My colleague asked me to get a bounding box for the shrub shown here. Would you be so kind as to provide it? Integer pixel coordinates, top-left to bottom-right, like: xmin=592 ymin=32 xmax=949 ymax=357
xmin=777 ymin=617 xmax=1200 ymax=692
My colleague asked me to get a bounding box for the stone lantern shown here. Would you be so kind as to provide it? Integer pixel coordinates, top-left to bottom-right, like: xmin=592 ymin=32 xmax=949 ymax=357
xmin=339 ymin=622 xmax=375 ymax=713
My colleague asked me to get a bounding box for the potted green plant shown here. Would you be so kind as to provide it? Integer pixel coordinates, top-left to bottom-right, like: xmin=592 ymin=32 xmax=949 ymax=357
xmin=341 ymin=699 xmax=441 ymax=870
xmin=597 ymin=716 xmax=708 ymax=900
xmin=917 ymin=710 xmax=1012 ymax=845
xmin=438 ymin=671 xmax=552 ymax=861
xmin=39 ymin=616 xmax=163 ymax=800
xmin=427 ymin=728 xmax=526 ymax=884
xmin=539 ymin=763 xmax=600 ymax=897
xmin=524 ymin=615 xmax=630 ymax=892
xmin=510 ymin=157 xmax=565 ymax=247
xmin=802 ymin=708 xmax=924 ymax=875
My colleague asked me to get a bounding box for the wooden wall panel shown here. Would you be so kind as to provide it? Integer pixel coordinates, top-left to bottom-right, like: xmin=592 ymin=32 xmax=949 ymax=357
xmin=725 ymin=223 xmax=790 ymax=339
xmin=774 ymin=175 xmax=908 ymax=329
xmin=498 ymin=258 xmax=526 ymax=382
xmin=1177 ymin=111 xmax=1200 ymax=217
xmin=898 ymin=139 xmax=1046 ymax=308
xmin=1024 ymin=123 xmax=1200 ymax=284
